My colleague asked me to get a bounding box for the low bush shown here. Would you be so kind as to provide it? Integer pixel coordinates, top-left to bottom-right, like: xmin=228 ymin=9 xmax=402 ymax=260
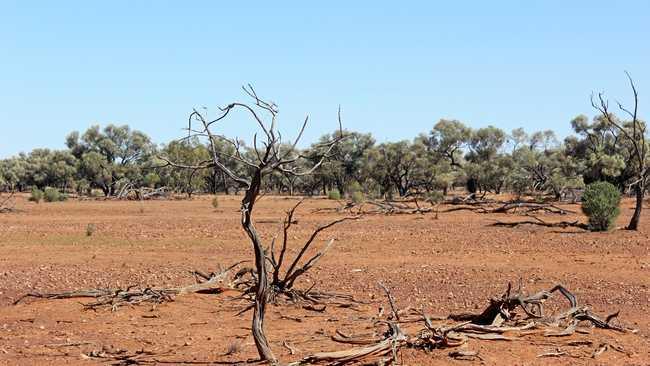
xmin=43 ymin=187 xmax=66 ymax=202
xmin=346 ymin=181 xmax=363 ymax=195
xmin=581 ymin=181 xmax=621 ymax=231
xmin=211 ymin=196 xmax=219 ymax=209
xmin=29 ymin=188 xmax=43 ymax=203
xmin=327 ymin=189 xmax=341 ymax=200
xmin=350 ymin=190 xmax=365 ymax=204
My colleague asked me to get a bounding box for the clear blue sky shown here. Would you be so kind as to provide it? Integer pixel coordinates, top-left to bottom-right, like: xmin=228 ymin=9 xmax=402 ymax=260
xmin=1 ymin=1 xmax=648 ymax=158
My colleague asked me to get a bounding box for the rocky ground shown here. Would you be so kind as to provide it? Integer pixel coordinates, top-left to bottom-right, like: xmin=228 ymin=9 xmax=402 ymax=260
xmin=0 ymin=194 xmax=648 ymax=365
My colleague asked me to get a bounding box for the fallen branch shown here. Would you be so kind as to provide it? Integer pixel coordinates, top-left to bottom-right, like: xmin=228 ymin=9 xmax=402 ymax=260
xmin=296 ymin=283 xmax=636 ymax=365
xmin=443 ymin=200 xmax=575 ymax=216
xmin=13 ymin=262 xmax=242 ymax=309
xmin=490 ymin=215 xmax=588 ymax=230
xmin=313 ymin=199 xmax=433 ymax=216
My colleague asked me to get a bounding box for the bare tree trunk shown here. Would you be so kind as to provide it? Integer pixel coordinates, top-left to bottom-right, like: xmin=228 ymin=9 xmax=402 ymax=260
xmin=241 ymin=172 xmax=276 ymax=363
xmin=221 ymin=171 xmax=230 ymax=195
xmin=466 ymin=177 xmax=477 ymax=200
xmin=627 ymin=183 xmax=644 ymax=230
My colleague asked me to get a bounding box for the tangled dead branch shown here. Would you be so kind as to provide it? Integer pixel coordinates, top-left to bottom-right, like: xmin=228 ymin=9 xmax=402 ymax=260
xmin=314 ymin=198 xmax=433 ymax=216
xmin=12 ymin=262 xmax=242 ymax=310
xmin=115 ymin=183 xmax=169 ymax=200
xmin=0 ymin=191 xmax=17 ymax=213
xmin=234 ymin=200 xmax=361 ymax=307
xmin=295 ymin=282 xmax=636 ymax=365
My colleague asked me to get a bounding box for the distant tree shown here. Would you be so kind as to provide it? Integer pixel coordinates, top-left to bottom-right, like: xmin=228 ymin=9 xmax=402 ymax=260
xmin=428 ymin=119 xmax=472 ymax=168
xmin=20 ymin=149 xmax=78 ymax=191
xmin=465 ymin=126 xmax=507 ymax=194
xmin=510 ymin=136 xmax=584 ymax=199
xmin=363 ymin=140 xmax=428 ymax=197
xmin=569 ymin=114 xmax=628 ymax=185
xmin=509 ymin=127 xmax=528 ymax=152
xmin=158 ymin=138 xmax=211 ymax=196
xmin=309 ymin=130 xmax=375 ymax=195
xmin=0 ymin=157 xmax=27 ymax=192
xmin=66 ymin=124 xmax=154 ymax=196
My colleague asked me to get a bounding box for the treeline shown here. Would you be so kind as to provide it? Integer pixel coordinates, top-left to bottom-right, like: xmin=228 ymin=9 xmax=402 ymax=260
xmin=0 ymin=113 xmax=646 ymax=199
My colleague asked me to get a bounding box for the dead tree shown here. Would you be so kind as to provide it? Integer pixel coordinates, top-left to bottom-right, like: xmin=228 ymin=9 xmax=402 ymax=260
xmin=0 ymin=191 xmax=16 ymax=213
xmin=159 ymin=85 xmax=345 ymax=364
xmin=592 ymin=72 xmax=647 ymax=230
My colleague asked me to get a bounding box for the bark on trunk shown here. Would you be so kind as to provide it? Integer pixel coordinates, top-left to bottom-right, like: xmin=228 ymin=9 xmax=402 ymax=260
xmin=466 ymin=177 xmax=478 ymax=200
xmin=627 ymin=183 xmax=644 ymax=230
xmin=241 ymin=171 xmax=276 ymax=363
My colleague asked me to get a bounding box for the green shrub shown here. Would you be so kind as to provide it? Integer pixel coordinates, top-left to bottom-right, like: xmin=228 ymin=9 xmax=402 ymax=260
xmin=327 ymin=189 xmax=341 ymax=200
xmin=29 ymin=188 xmax=43 ymax=203
xmin=581 ymin=181 xmax=621 ymax=231
xmin=346 ymin=181 xmax=363 ymax=195
xmin=350 ymin=190 xmax=365 ymax=204
xmin=211 ymin=196 xmax=219 ymax=209
xmin=43 ymin=187 xmax=65 ymax=202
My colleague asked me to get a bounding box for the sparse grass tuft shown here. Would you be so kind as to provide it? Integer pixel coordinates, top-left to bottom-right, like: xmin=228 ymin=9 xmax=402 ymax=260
xmin=225 ymin=340 xmax=242 ymax=355
xmin=86 ymin=223 xmax=96 ymax=237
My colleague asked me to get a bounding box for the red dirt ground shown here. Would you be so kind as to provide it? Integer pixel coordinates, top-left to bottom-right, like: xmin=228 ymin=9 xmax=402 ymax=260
xmin=1 ymin=194 xmax=649 ymax=365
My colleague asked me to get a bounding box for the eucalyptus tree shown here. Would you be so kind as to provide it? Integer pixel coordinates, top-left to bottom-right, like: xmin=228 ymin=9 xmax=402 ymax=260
xmin=158 ymin=138 xmax=211 ymax=196
xmin=428 ymin=119 xmax=472 ymax=168
xmin=66 ymin=124 xmax=154 ymax=196
xmin=507 ymin=129 xmax=584 ymax=198
xmin=569 ymin=114 xmax=628 ymax=185
xmin=362 ymin=139 xmax=434 ymax=197
xmin=20 ymin=149 xmax=78 ymax=191
xmin=308 ymin=130 xmax=375 ymax=195
xmin=465 ymin=126 xmax=507 ymax=194
xmin=427 ymin=119 xmax=477 ymax=196
xmin=0 ymin=157 xmax=27 ymax=191
xmin=428 ymin=121 xmax=509 ymax=197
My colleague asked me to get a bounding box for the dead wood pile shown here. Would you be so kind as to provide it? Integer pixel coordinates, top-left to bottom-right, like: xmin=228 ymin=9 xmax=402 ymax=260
xmin=296 ymin=283 xmax=636 ymax=365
